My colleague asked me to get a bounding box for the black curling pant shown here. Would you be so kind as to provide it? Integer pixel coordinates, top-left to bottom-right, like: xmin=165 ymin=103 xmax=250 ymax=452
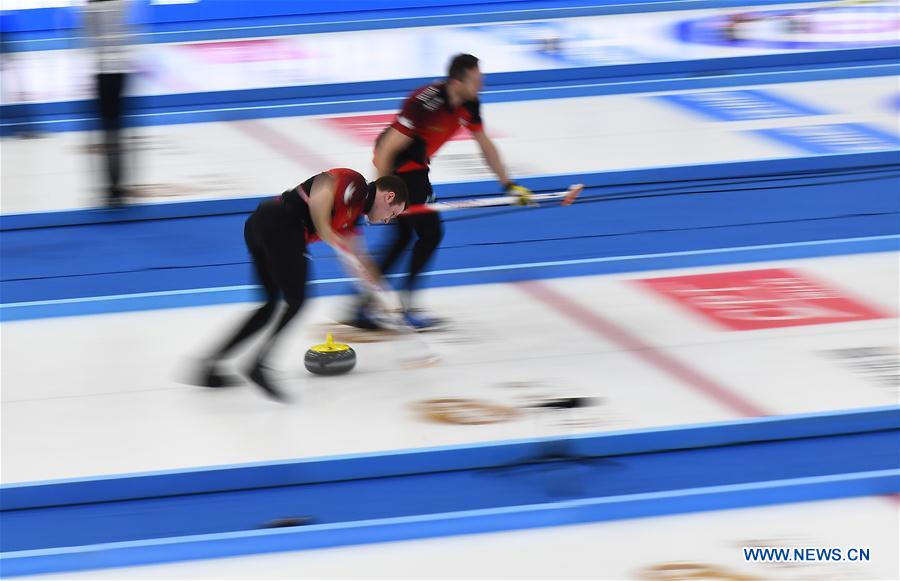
xmin=214 ymin=198 xmax=309 ymax=364
xmin=97 ymin=72 xmax=127 ymax=199
xmin=378 ymin=170 xmax=443 ymax=295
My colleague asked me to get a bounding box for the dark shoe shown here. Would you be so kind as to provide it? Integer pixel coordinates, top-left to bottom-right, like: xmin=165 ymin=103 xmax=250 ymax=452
xmin=343 ymin=308 xmax=382 ymax=330
xmin=246 ymin=363 xmax=287 ymax=402
xmin=197 ymin=360 xmax=241 ymax=388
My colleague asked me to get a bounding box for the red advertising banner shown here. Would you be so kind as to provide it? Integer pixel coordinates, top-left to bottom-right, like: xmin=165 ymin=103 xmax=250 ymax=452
xmin=638 ymin=268 xmax=887 ymax=330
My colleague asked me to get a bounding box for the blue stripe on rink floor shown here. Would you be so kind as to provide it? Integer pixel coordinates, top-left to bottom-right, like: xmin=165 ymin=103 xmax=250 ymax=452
xmin=1 ymin=427 xmax=897 ymax=576
xmin=3 ymin=57 xmax=896 ymax=135
xmin=2 ymin=0 xmax=846 ymax=52
xmin=1 ymin=154 xmax=898 ymax=320
xmin=1 ymin=234 xmax=897 ymax=322
xmin=4 ymin=164 xmax=899 ymax=285
xmin=4 ymin=406 xmax=897 ymax=509
xmin=5 ymin=152 xmax=897 ymax=231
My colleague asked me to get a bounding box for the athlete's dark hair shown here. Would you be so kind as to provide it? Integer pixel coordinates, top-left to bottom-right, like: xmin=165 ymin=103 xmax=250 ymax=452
xmin=374 ymin=175 xmax=408 ymax=207
xmin=448 ymin=54 xmax=479 ymax=81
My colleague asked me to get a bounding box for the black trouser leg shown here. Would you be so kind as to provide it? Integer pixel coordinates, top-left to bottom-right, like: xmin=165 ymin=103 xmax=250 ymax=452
xmin=98 ymin=73 xmax=126 ymax=199
xmin=252 ymin=244 xmax=308 ymax=364
xmin=378 ymin=216 xmax=414 ymax=276
xmin=249 ymin=206 xmax=309 ymax=366
xmin=405 ymin=211 xmax=443 ymax=293
xmin=203 ymin=202 xmax=308 ymax=399
xmin=212 ymin=218 xmax=280 ymax=359
xmin=253 ymin=300 xmax=302 ymax=365
xmin=372 ymin=170 xmax=441 ymax=306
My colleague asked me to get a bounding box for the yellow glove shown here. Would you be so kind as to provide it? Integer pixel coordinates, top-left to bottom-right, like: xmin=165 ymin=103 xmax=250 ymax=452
xmin=505 ymin=182 xmax=535 ymax=206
